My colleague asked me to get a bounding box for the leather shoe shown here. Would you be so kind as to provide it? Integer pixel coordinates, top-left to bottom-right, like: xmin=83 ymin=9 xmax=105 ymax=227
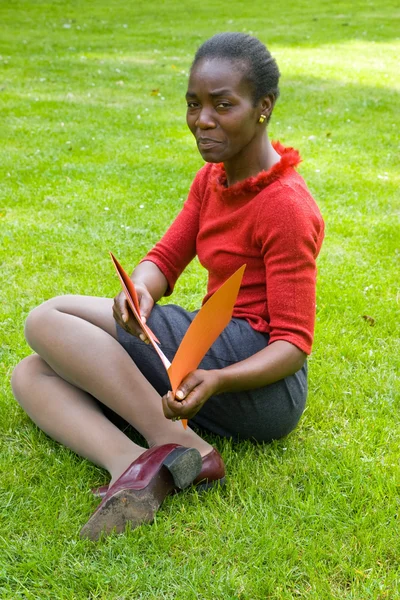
xmin=91 ymin=447 xmax=225 ymax=499
xmin=193 ymin=448 xmax=225 ymax=490
xmin=80 ymin=443 xmax=202 ymax=541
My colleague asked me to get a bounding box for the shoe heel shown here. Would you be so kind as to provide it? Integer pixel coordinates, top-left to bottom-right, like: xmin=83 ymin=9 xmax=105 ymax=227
xmin=162 ymin=447 xmax=202 ymax=490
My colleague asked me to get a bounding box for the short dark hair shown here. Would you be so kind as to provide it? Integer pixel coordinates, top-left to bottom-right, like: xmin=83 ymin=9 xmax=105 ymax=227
xmin=192 ymin=32 xmax=280 ymax=106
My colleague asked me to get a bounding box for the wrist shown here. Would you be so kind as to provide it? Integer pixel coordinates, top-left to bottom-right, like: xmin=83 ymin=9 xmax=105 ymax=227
xmin=211 ymin=368 xmax=230 ymax=395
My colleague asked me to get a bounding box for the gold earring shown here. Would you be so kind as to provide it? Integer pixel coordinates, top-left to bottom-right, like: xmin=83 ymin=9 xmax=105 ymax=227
xmin=258 ymin=114 xmax=266 ymax=124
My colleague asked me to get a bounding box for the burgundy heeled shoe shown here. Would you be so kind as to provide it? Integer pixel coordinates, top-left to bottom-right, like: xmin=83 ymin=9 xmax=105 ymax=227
xmin=193 ymin=448 xmax=225 ymax=490
xmin=80 ymin=443 xmax=202 ymax=541
xmin=91 ymin=448 xmax=225 ymax=500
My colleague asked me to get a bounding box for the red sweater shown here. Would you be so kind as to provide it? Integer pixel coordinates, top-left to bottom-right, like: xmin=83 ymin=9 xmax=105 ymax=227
xmin=144 ymin=142 xmax=325 ymax=355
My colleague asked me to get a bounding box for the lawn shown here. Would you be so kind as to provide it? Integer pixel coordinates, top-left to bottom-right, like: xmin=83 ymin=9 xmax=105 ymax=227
xmin=0 ymin=0 xmax=399 ymax=598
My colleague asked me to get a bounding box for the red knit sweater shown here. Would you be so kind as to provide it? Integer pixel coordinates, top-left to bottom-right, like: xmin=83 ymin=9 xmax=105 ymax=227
xmin=144 ymin=142 xmax=325 ymax=355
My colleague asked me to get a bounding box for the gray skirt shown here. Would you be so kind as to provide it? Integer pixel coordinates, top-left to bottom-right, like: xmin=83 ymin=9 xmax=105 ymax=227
xmin=116 ymin=304 xmax=307 ymax=443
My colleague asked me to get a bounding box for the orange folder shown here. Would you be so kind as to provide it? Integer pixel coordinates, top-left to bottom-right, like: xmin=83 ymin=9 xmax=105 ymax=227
xmin=110 ymin=252 xmax=245 ymax=429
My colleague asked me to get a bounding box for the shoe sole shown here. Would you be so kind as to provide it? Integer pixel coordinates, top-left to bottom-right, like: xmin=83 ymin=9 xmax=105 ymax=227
xmin=80 ymin=447 xmax=201 ymax=541
xmin=92 ymin=473 xmax=225 ymax=499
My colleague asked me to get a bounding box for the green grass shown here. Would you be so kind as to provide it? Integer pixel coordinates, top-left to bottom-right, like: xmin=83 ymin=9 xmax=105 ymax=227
xmin=1 ymin=0 xmax=399 ymax=598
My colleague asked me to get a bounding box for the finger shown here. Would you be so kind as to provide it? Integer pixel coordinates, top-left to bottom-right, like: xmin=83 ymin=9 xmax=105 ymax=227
xmin=116 ymin=294 xmax=130 ymax=323
xmin=139 ymin=293 xmax=154 ymax=323
xmin=185 ymin=377 xmax=213 ymax=409
xmin=139 ymin=333 xmax=150 ymax=344
xmin=175 ymin=372 xmax=202 ymax=401
xmin=120 ymin=300 xmax=129 ymax=323
xmin=165 ymin=386 xmax=204 ymax=420
xmin=169 ymin=396 xmax=200 ymax=421
xmin=123 ymin=306 xmax=138 ymax=329
xmin=113 ymin=303 xmax=142 ymax=337
xmin=112 ymin=303 xmax=127 ymax=331
xmin=164 ymin=391 xmax=191 ymax=419
xmin=162 ymin=391 xmax=180 ymax=419
xmin=113 ymin=295 xmax=131 ymax=328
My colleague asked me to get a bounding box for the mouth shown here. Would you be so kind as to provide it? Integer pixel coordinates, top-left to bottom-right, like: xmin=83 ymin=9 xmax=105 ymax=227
xmin=197 ymin=137 xmax=222 ymax=150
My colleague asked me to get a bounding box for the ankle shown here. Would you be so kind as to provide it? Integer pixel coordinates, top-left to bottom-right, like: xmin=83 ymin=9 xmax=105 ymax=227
xmin=148 ymin=433 xmax=213 ymax=458
xmin=108 ymin=449 xmax=146 ymax=486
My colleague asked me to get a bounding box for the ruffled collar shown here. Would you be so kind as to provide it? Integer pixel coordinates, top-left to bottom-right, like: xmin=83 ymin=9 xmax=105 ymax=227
xmin=211 ymin=141 xmax=301 ymax=199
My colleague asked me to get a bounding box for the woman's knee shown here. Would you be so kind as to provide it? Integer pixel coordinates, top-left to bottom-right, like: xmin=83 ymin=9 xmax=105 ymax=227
xmin=11 ymin=354 xmax=48 ymax=405
xmin=24 ymin=295 xmax=116 ymax=350
xmin=24 ymin=295 xmax=70 ymax=351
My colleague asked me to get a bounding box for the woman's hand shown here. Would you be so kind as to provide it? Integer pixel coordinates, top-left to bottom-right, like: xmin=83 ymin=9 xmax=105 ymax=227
xmin=162 ymin=369 xmax=221 ymax=421
xmin=112 ymin=282 xmax=154 ymax=339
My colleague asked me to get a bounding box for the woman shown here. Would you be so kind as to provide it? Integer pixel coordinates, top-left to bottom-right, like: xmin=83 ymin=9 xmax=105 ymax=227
xmin=11 ymin=33 xmax=324 ymax=540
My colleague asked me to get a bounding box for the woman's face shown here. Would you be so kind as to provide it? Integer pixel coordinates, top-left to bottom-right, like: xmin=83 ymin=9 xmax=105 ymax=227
xmin=186 ymin=58 xmax=264 ymax=164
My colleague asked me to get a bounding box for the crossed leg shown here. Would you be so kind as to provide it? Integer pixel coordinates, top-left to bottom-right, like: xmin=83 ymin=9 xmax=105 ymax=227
xmin=11 ymin=295 xmax=213 ymax=485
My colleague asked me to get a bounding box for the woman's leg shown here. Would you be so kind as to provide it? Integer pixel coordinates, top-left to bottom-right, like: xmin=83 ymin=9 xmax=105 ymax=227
xmin=12 ymin=354 xmax=144 ymax=482
xmin=12 ymin=295 xmax=212 ymax=483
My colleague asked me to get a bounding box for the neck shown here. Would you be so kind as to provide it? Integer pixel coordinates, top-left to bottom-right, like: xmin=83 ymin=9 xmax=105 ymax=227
xmin=223 ymin=135 xmax=281 ymax=187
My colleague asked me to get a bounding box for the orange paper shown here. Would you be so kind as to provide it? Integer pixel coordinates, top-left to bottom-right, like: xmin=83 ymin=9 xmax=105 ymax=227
xmin=110 ymin=252 xmax=245 ymax=429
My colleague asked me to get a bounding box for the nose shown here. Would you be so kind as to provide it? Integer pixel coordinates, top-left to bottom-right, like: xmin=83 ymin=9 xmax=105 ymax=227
xmin=195 ymin=108 xmax=216 ymax=130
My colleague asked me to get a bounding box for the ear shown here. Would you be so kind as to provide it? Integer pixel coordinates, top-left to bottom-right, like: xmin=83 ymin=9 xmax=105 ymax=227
xmin=259 ymin=93 xmax=276 ymax=119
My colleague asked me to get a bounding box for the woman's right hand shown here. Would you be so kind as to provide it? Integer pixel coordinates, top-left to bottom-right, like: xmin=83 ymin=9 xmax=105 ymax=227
xmin=112 ymin=282 xmax=155 ymax=339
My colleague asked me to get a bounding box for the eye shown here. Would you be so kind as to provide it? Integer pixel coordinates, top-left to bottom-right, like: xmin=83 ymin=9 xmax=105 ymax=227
xmin=186 ymin=101 xmax=200 ymax=109
xmin=216 ymin=102 xmax=232 ymax=110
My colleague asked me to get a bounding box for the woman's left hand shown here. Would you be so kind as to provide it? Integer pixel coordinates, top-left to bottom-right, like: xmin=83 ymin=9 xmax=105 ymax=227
xmin=162 ymin=369 xmax=221 ymax=421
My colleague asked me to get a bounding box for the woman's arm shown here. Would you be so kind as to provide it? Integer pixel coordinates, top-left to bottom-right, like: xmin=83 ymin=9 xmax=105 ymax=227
xmin=213 ymin=340 xmax=305 ymax=392
xmin=162 ymin=340 xmax=306 ymax=420
xmin=131 ymin=260 xmax=169 ymax=303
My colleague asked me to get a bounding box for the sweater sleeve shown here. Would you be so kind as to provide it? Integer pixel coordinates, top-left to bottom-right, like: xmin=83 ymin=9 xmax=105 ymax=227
xmin=142 ymin=169 xmax=205 ymax=295
xmin=256 ymin=181 xmax=324 ymax=354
